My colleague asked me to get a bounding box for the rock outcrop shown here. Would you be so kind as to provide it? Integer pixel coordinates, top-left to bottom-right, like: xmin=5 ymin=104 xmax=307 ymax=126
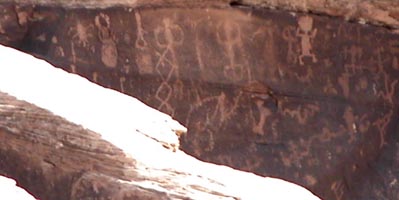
xmin=0 ymin=0 xmax=398 ymax=199
xmin=0 ymin=45 xmax=319 ymax=200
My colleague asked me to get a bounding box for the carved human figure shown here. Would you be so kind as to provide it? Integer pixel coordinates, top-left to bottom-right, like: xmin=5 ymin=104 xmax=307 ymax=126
xmin=134 ymin=11 xmax=154 ymax=75
xmin=297 ymin=16 xmax=317 ymax=65
xmin=153 ymin=18 xmax=184 ymax=115
xmin=94 ymin=13 xmax=118 ymax=68
xmin=217 ymin=20 xmax=249 ymax=81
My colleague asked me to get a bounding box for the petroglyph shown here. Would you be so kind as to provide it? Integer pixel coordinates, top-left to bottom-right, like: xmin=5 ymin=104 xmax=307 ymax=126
xmin=377 ymin=72 xmax=398 ymax=105
xmin=154 ymin=18 xmax=184 ymax=115
xmin=119 ymin=77 xmax=126 ymax=93
xmin=295 ymin=67 xmax=313 ymax=83
xmin=186 ymin=92 xmax=241 ymax=152
xmin=282 ymin=103 xmax=320 ymax=125
xmin=92 ymin=72 xmax=98 ymax=83
xmin=216 ymin=20 xmax=249 ymax=81
xmin=282 ymin=26 xmax=298 ymax=64
xmin=95 ymin=13 xmax=118 ymax=68
xmin=343 ymin=107 xmax=357 ymax=134
xmin=373 ymin=110 xmax=393 ymax=148
xmin=323 ymin=78 xmax=338 ymax=95
xmin=134 ymin=11 xmax=148 ymax=49
xmin=338 ymin=72 xmax=350 ymax=98
xmin=136 ymin=54 xmax=153 ymax=74
xmin=70 ymin=64 xmax=77 ymax=74
xmin=343 ymin=45 xmax=364 ymax=73
xmin=133 ymin=11 xmax=153 ymax=74
xmin=68 ymin=20 xmax=94 ymax=48
xmin=252 ymin=96 xmax=272 ymax=135
xmin=54 ymin=46 xmax=65 ymax=57
xmin=187 ymin=92 xmax=241 ymax=130
xmin=297 ymin=16 xmax=317 ymax=65
xmin=342 ymin=107 xmax=371 ymax=143
xmin=331 ymin=179 xmax=345 ymax=200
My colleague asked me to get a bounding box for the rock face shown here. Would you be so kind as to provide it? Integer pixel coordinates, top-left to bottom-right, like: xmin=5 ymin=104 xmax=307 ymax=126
xmin=0 ymin=45 xmax=319 ymax=200
xmin=0 ymin=1 xmax=399 ymax=199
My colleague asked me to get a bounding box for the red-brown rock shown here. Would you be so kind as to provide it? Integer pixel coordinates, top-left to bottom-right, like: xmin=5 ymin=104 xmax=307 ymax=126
xmin=1 ymin=1 xmax=399 ymax=199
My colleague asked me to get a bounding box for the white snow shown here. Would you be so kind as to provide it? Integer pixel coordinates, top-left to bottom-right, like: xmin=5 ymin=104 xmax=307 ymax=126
xmin=0 ymin=45 xmax=320 ymax=200
xmin=0 ymin=176 xmax=36 ymax=200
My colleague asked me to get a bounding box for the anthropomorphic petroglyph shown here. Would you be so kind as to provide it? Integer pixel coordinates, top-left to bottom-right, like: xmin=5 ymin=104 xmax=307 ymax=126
xmin=134 ymin=11 xmax=148 ymax=49
xmin=338 ymin=72 xmax=350 ymax=98
xmin=134 ymin=11 xmax=154 ymax=75
xmin=68 ymin=20 xmax=94 ymax=49
xmin=241 ymin=81 xmax=277 ymax=135
xmin=282 ymin=26 xmax=298 ymax=64
xmin=373 ymin=110 xmax=393 ymax=148
xmin=344 ymin=45 xmax=364 ymax=73
xmin=217 ymin=20 xmax=250 ymax=81
xmin=95 ymin=13 xmax=118 ymax=68
xmin=154 ymin=18 xmax=184 ymax=115
xmin=297 ymin=16 xmax=317 ymax=65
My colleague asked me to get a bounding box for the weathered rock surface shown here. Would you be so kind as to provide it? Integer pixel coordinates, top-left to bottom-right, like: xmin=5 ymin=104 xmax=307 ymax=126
xmin=0 ymin=45 xmax=320 ymax=200
xmin=0 ymin=1 xmax=398 ymax=199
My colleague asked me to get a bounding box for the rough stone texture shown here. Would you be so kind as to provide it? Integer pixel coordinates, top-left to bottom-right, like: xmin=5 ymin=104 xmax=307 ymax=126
xmin=0 ymin=1 xmax=398 ymax=200
xmin=238 ymin=0 xmax=399 ymax=29
xmin=3 ymin=0 xmax=399 ymax=29
xmin=0 ymin=45 xmax=319 ymax=200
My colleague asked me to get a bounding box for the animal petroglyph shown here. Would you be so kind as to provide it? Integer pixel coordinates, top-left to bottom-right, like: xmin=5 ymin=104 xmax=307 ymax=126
xmin=282 ymin=103 xmax=320 ymax=125
xmin=297 ymin=16 xmax=317 ymax=65
xmin=154 ymin=18 xmax=184 ymax=115
xmin=186 ymin=92 xmax=241 ymax=152
xmin=95 ymin=13 xmax=118 ymax=68
xmin=217 ymin=20 xmax=249 ymax=81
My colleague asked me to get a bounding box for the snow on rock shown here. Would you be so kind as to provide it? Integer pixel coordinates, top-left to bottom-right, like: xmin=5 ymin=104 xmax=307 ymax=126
xmin=0 ymin=45 xmax=320 ymax=200
xmin=0 ymin=176 xmax=37 ymax=200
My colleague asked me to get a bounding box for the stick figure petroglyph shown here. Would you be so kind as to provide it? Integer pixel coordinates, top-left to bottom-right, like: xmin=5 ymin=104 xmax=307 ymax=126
xmin=217 ymin=20 xmax=249 ymax=81
xmin=373 ymin=110 xmax=393 ymax=148
xmin=68 ymin=20 xmax=94 ymax=49
xmin=282 ymin=26 xmax=298 ymax=64
xmin=95 ymin=13 xmax=118 ymax=68
xmin=344 ymin=45 xmax=364 ymax=73
xmin=154 ymin=18 xmax=184 ymax=115
xmin=134 ymin=11 xmax=148 ymax=49
xmin=297 ymin=16 xmax=317 ymax=65
xmin=134 ymin=11 xmax=153 ymax=74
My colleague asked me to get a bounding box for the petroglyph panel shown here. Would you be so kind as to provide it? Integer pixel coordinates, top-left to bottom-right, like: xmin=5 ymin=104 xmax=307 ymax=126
xmin=7 ymin=5 xmax=399 ymax=200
